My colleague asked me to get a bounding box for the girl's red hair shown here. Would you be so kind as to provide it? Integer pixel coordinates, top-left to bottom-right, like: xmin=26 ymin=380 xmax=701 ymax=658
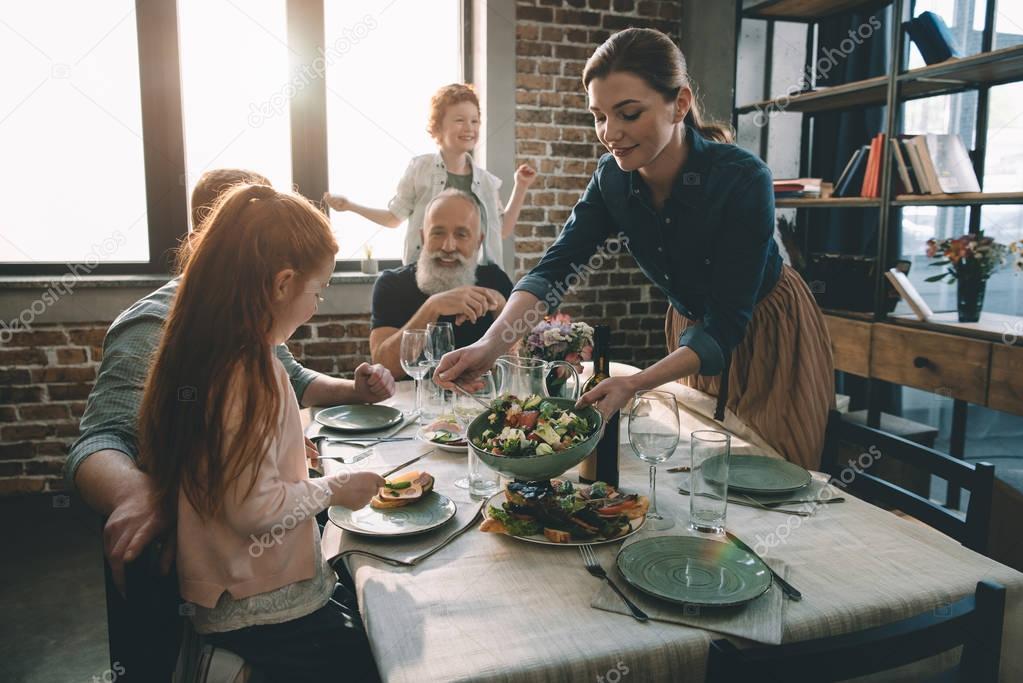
xmin=427 ymin=83 xmax=480 ymax=140
xmin=140 ymin=184 xmax=337 ymax=519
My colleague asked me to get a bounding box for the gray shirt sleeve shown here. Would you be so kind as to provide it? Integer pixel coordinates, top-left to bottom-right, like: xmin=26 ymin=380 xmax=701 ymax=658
xmin=274 ymin=344 xmax=320 ymax=406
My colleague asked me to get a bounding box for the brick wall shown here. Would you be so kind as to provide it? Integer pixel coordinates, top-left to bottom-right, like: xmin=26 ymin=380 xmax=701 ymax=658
xmin=0 ymin=316 xmax=370 ymax=495
xmin=513 ymin=0 xmax=681 ymax=365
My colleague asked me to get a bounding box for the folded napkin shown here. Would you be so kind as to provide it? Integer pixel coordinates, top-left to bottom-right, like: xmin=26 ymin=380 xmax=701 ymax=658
xmin=589 ymin=530 xmax=788 ymax=644
xmin=330 ymin=496 xmax=486 ymax=568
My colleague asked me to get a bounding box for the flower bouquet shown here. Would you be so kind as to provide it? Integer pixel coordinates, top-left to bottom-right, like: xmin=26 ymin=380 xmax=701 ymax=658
xmin=526 ymin=314 xmax=594 ymax=398
xmin=925 ymin=234 xmax=1021 ymax=322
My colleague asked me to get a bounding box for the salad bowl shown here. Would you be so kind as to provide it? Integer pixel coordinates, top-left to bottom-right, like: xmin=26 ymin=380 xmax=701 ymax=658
xmin=467 ymin=396 xmax=604 ymax=481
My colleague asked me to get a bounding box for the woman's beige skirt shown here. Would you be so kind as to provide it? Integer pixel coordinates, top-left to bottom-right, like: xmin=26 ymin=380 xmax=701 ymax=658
xmin=665 ymin=265 xmax=834 ymax=470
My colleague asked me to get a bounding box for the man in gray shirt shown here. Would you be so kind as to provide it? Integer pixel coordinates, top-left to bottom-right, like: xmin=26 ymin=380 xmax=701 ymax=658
xmin=67 ymin=169 xmax=395 ymax=594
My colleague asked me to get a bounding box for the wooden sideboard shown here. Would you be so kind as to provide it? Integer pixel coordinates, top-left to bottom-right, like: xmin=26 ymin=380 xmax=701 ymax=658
xmin=824 ymin=314 xmax=1023 ymax=417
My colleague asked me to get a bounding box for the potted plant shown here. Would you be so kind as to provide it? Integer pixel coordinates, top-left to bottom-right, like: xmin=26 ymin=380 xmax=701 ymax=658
xmin=360 ymin=244 xmax=378 ymax=275
xmin=525 ymin=313 xmax=594 ymax=398
xmin=925 ymin=234 xmax=1021 ymax=322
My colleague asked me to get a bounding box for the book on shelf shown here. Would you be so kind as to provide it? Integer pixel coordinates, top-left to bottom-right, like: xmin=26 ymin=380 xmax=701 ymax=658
xmin=835 ymin=145 xmax=869 ymax=198
xmin=890 ymin=139 xmax=915 ymax=194
xmin=903 ymin=11 xmax=960 ymax=65
xmin=773 ymin=177 xmax=822 ymax=198
xmin=860 ymin=133 xmax=886 ymax=198
xmin=925 ymin=134 xmax=981 ymax=193
xmin=885 ymin=268 xmax=934 ymax=321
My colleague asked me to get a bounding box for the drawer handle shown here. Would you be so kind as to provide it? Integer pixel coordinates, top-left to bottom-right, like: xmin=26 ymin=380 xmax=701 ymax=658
xmin=913 ymin=356 xmax=934 ymax=370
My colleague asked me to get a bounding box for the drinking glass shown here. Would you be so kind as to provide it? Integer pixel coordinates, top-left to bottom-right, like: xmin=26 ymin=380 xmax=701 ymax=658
xmin=425 ymin=322 xmax=455 ymax=419
xmin=689 ymin=430 xmax=731 ymax=534
xmin=452 ymin=372 xmax=497 ymax=493
xmin=628 ymin=390 xmax=680 ymax=531
xmin=399 ymin=329 xmax=430 ymax=425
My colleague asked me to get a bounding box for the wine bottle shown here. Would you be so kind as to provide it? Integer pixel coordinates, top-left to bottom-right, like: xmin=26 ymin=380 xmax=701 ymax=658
xmin=578 ymin=324 xmax=620 ymax=487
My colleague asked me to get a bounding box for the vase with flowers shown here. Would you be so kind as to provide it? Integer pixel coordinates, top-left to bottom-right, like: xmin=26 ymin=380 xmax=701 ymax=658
xmin=525 ymin=313 xmax=594 ymax=398
xmin=926 ymin=234 xmax=1021 ymax=323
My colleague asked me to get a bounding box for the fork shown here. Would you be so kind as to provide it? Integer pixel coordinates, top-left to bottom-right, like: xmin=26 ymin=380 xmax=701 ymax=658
xmin=579 ymin=544 xmax=649 ymax=622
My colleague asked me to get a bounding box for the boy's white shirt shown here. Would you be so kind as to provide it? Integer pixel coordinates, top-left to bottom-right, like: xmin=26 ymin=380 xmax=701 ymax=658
xmin=388 ymin=152 xmax=505 ymax=266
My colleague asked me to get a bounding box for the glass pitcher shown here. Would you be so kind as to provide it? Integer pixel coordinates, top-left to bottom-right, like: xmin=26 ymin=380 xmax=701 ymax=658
xmin=493 ymin=355 xmax=581 ymax=400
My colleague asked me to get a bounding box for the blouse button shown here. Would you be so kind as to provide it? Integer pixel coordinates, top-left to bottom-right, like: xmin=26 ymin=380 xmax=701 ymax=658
xmin=705 ymin=259 xmax=711 ymax=265
xmin=633 ymin=189 xmax=640 ymax=194
xmin=657 ymin=246 xmax=663 ymax=253
xmin=664 ymin=217 xmax=671 ymax=224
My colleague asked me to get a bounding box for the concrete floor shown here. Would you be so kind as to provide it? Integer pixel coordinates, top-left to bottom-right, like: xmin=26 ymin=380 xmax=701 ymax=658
xmin=0 ymin=494 xmax=109 ymax=683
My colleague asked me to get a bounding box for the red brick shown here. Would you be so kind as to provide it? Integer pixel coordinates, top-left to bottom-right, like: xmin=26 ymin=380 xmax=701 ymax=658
xmin=517 ymin=91 xmax=540 ymax=106
xmin=551 ymin=142 xmax=598 ymax=158
xmin=613 ymin=0 xmax=634 ymax=11
xmin=316 ymin=323 xmax=346 ymax=338
xmin=518 ymin=141 xmax=547 ymax=156
xmin=0 ymin=479 xmax=46 ymax=495
xmin=0 ymin=369 xmax=32 ymax=385
xmin=68 ymin=401 xmax=88 ymax=417
xmin=25 ymin=458 xmax=64 ymax=476
xmin=589 ymin=29 xmax=611 ymax=44
xmin=555 ymin=9 xmax=601 ymax=26
xmin=517 ymin=73 xmax=553 ymax=91
xmin=0 ymin=406 xmax=16 ymax=422
xmin=56 ymin=347 xmax=89 ymax=364
xmin=562 ymin=60 xmax=585 ymax=78
xmin=605 ymin=303 xmax=628 ymax=317
xmin=0 ymin=386 xmax=43 ymax=404
xmin=89 ymin=346 xmax=103 ymax=362
xmin=554 ymin=43 xmax=595 ymax=59
xmin=516 ymin=24 xmax=539 ymax=41
xmin=67 ymin=328 xmax=107 ymax=346
xmin=18 ymin=404 xmax=70 ymax=421
xmin=346 ymin=323 xmax=371 ymax=338
xmin=291 ymin=325 xmax=312 ymax=340
xmin=519 ymin=6 xmax=554 ymax=22
xmin=5 ymin=329 xmax=67 ymax=346
xmin=35 ymin=441 xmax=70 ymax=456
xmin=302 ymin=358 xmax=335 ymax=374
xmin=517 ymin=41 xmax=551 ymax=57
xmin=0 ymin=442 xmax=34 ymax=460
xmin=582 ymin=304 xmax=604 ymax=317
xmin=47 ymin=384 xmax=94 ymax=401
xmin=31 ymin=366 xmax=97 ymax=383
xmin=304 ymin=341 xmax=365 ymax=356
xmin=520 ymin=108 xmax=552 ymax=123
xmin=537 ymin=59 xmax=561 ymax=75
xmin=589 ymin=0 xmax=611 ymax=9
xmin=0 ymin=461 xmax=24 ymax=477
xmin=2 ymin=424 xmax=52 ymax=441
xmin=0 ymin=348 xmax=47 ymax=365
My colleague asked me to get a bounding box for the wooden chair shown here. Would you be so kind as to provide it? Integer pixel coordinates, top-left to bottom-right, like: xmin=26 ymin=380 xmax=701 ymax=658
xmin=821 ymin=410 xmax=995 ymax=553
xmin=705 ymin=580 xmax=1005 ymax=683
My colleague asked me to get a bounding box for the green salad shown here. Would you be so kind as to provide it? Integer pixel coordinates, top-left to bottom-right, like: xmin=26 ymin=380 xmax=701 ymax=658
xmin=471 ymin=394 xmax=595 ymax=457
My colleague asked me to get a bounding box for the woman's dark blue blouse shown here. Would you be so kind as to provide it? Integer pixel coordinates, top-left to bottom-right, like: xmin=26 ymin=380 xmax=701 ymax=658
xmin=513 ymin=128 xmax=782 ymax=376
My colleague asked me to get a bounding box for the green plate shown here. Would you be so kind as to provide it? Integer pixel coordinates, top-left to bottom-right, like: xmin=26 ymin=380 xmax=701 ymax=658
xmin=616 ymin=536 xmax=772 ymax=607
xmin=327 ymin=492 xmax=457 ymax=537
xmin=702 ymin=454 xmax=811 ymax=495
xmin=315 ymin=404 xmax=403 ymax=433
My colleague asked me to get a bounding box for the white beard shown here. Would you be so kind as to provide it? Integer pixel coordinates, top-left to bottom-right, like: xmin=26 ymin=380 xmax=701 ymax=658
xmin=415 ymin=249 xmax=477 ymax=295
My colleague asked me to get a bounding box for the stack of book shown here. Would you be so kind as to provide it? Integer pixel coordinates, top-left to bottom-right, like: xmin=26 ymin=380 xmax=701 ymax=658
xmin=833 ymin=133 xmax=979 ymax=197
xmin=773 ymin=177 xmax=824 ymax=199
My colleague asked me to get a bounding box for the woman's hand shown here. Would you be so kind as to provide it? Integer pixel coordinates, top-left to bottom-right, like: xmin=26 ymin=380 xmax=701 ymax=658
xmin=322 ymin=192 xmax=351 ymax=212
xmin=332 ymin=471 xmax=386 ymax=510
xmin=575 ymin=375 xmax=641 ymax=420
xmin=514 ymin=164 xmax=538 ymax=189
xmin=434 ymin=339 xmax=504 ymax=390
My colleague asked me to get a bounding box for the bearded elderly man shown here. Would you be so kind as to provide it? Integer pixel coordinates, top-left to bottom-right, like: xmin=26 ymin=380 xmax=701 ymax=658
xmin=370 ymin=188 xmax=514 ymax=378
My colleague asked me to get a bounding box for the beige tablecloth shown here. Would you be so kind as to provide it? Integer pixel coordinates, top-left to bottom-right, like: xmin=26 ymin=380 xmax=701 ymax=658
xmin=319 ymin=372 xmax=1023 ymax=683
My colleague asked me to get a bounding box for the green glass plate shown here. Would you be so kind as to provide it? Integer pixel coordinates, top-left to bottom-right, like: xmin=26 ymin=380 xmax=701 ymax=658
xmin=327 ymin=492 xmax=457 ymax=537
xmin=616 ymin=536 xmax=772 ymax=607
xmin=702 ymin=454 xmax=812 ymax=495
xmin=315 ymin=404 xmax=403 ymax=433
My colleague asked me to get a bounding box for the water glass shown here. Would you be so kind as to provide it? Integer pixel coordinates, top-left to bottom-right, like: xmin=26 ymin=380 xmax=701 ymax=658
xmin=424 ymin=323 xmax=455 ymax=420
xmin=689 ymin=430 xmax=731 ymax=534
xmin=452 ymin=372 xmax=497 ymax=493
xmin=628 ymin=390 xmax=680 ymax=531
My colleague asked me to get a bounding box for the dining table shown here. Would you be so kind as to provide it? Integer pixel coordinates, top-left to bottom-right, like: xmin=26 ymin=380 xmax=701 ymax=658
xmin=314 ymin=364 xmax=1023 ymax=683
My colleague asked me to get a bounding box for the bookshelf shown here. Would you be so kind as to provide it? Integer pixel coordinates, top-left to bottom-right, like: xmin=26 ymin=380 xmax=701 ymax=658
xmin=734 ymin=0 xmax=1023 ymax=506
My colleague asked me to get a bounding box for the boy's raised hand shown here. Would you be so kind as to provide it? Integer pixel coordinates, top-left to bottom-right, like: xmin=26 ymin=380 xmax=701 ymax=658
xmin=332 ymin=471 xmax=386 ymax=510
xmin=514 ymin=164 xmax=538 ymax=188
xmin=322 ymin=192 xmax=351 ymax=212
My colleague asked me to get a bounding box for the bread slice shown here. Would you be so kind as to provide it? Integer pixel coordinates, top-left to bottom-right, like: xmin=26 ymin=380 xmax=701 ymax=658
xmin=370 ymin=471 xmax=435 ymax=510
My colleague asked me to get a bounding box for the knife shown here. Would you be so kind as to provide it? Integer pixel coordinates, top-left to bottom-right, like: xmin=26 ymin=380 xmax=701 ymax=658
xmin=725 ymin=530 xmax=802 ymax=601
xmin=382 ymin=449 xmax=435 ymax=478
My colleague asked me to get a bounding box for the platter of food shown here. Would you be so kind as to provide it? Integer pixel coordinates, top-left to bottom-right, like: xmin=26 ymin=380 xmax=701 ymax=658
xmin=328 ymin=471 xmax=457 ymax=537
xmin=417 ymin=418 xmax=467 ymax=452
xmin=480 ymin=479 xmax=648 ymax=546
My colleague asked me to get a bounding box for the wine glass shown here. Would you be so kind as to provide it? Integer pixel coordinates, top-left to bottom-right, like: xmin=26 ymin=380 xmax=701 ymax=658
xmin=426 ymin=322 xmax=455 ymax=418
xmin=399 ymin=329 xmax=430 ymax=425
xmin=628 ymin=390 xmax=681 ymax=531
xmin=452 ymin=371 xmax=497 ymax=490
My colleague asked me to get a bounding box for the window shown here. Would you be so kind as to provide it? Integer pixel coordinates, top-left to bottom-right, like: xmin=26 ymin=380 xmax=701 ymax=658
xmin=0 ymin=1 xmax=148 ymax=265
xmin=324 ymin=0 xmax=462 ymax=261
xmin=178 ymin=0 xmax=294 ymax=205
xmin=899 ymin=0 xmax=1023 ymax=316
xmin=0 ymin=0 xmax=468 ymax=274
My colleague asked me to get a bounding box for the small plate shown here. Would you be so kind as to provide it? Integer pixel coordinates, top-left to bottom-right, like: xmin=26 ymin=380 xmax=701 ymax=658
xmin=328 ymin=491 xmax=457 ymax=537
xmin=482 ymin=490 xmax=646 ymax=547
xmin=416 ymin=425 xmax=467 ymax=452
xmin=702 ymin=454 xmax=812 ymax=495
xmin=315 ymin=404 xmax=403 ymax=433
xmin=616 ymin=535 xmax=772 ymax=607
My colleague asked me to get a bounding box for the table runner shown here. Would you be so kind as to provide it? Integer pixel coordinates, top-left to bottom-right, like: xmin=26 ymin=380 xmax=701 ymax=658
xmin=318 ymin=376 xmax=1023 ymax=682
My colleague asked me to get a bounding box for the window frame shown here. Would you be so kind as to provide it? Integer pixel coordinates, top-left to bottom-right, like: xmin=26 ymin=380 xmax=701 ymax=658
xmin=0 ymin=0 xmax=470 ymax=276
